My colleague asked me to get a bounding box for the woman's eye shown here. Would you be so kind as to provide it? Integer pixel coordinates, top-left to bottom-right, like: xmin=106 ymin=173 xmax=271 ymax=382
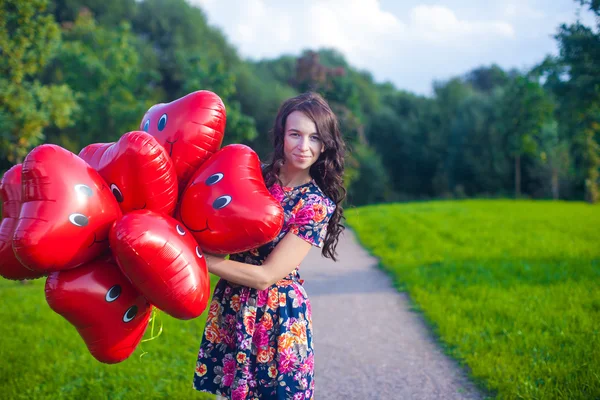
xmin=311 ymin=136 xmax=321 ymax=141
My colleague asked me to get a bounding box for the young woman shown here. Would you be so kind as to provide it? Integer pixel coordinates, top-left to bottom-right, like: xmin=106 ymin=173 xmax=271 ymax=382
xmin=192 ymin=91 xmax=346 ymax=400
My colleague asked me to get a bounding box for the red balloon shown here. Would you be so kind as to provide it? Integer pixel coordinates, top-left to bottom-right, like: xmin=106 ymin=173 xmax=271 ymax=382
xmin=45 ymin=259 xmax=152 ymax=364
xmin=79 ymin=131 xmax=178 ymax=216
xmin=178 ymin=144 xmax=284 ymax=254
xmin=0 ymin=165 xmax=45 ymax=280
xmin=12 ymin=144 xmax=122 ymax=273
xmin=139 ymin=90 xmax=226 ymax=188
xmin=110 ymin=210 xmax=210 ymax=320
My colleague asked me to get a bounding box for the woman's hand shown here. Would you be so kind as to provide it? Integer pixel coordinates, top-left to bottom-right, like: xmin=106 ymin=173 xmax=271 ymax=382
xmin=197 ymin=233 xmax=312 ymax=290
xmin=202 ymin=252 xmax=227 ymax=273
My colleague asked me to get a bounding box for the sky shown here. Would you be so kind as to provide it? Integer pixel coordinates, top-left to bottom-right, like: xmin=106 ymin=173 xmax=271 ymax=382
xmin=188 ymin=0 xmax=596 ymax=96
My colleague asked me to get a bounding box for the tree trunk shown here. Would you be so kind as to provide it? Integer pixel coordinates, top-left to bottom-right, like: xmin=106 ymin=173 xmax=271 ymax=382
xmin=515 ymin=154 xmax=521 ymax=198
xmin=551 ymin=168 xmax=559 ymax=200
xmin=584 ymin=127 xmax=599 ymax=204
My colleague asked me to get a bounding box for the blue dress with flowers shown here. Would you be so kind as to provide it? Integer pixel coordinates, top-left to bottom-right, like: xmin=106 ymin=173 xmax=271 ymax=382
xmin=193 ymin=180 xmax=335 ymax=400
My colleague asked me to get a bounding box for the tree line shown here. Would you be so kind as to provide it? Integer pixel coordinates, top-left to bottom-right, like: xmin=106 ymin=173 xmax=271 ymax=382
xmin=1 ymin=0 xmax=599 ymax=206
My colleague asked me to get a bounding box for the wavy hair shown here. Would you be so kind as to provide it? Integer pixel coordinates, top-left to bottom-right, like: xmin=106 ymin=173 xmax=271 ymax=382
xmin=263 ymin=92 xmax=346 ymax=261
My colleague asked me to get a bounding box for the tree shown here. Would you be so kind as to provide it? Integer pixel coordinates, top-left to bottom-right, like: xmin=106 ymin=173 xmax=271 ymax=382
xmin=43 ymin=9 xmax=160 ymax=151
xmin=132 ymin=0 xmax=257 ymax=145
xmin=463 ymin=64 xmax=512 ymax=93
xmin=500 ymin=76 xmax=554 ymax=198
xmin=537 ymin=120 xmax=571 ymax=199
xmin=49 ymin=0 xmax=137 ymax=28
xmin=346 ymin=143 xmax=392 ymax=206
xmin=367 ymin=92 xmax=439 ymax=198
xmin=234 ymin=62 xmax=298 ymax=158
xmin=554 ymin=8 xmax=600 ymax=203
xmin=0 ymin=0 xmax=77 ymax=168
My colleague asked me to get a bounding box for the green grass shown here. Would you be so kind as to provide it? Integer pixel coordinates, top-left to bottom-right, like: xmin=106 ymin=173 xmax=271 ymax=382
xmin=0 ymin=274 xmax=220 ymax=400
xmin=346 ymin=199 xmax=600 ymax=400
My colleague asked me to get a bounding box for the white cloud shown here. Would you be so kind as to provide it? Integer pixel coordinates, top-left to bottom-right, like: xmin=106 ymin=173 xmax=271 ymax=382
xmin=408 ymin=5 xmax=515 ymax=44
xmin=188 ymin=0 xmax=405 ymax=65
xmin=186 ymin=0 xmax=584 ymax=95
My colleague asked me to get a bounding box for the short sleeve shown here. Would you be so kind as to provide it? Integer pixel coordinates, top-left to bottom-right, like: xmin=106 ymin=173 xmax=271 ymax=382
xmin=290 ymin=195 xmax=336 ymax=248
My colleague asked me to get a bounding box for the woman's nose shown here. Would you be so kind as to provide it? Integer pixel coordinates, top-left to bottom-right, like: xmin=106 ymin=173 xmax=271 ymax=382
xmin=298 ymin=137 xmax=310 ymax=150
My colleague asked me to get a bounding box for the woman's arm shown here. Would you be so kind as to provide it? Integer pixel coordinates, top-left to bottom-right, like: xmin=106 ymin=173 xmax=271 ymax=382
xmin=203 ymin=233 xmax=313 ymax=291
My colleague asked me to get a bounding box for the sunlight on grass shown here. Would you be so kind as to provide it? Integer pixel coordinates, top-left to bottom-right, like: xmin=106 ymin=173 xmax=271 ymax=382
xmin=346 ymin=199 xmax=600 ymax=400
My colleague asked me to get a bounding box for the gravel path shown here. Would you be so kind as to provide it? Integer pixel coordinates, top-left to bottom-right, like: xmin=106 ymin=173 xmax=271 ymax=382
xmin=300 ymin=229 xmax=485 ymax=400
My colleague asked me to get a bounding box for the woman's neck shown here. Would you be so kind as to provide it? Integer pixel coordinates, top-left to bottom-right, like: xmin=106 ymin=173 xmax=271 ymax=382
xmin=279 ymin=165 xmax=312 ymax=188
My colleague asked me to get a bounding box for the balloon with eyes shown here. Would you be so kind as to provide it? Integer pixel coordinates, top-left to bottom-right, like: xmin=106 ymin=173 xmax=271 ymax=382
xmin=45 ymin=259 xmax=152 ymax=364
xmin=12 ymin=144 xmax=122 ymax=273
xmin=110 ymin=210 xmax=210 ymax=320
xmin=139 ymin=90 xmax=226 ymax=189
xmin=79 ymin=131 xmax=178 ymax=216
xmin=0 ymin=165 xmax=45 ymax=280
xmin=178 ymin=144 xmax=284 ymax=255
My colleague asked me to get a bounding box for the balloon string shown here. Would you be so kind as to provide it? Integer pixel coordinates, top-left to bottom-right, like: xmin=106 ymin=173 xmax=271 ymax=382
xmin=139 ymin=307 xmax=164 ymax=360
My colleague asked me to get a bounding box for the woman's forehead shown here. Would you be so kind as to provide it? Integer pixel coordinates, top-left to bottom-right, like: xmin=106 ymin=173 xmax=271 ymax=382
xmin=285 ymin=111 xmax=317 ymax=133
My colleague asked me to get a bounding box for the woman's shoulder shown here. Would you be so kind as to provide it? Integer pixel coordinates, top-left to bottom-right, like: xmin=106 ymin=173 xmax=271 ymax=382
xmin=304 ymin=181 xmax=336 ymax=211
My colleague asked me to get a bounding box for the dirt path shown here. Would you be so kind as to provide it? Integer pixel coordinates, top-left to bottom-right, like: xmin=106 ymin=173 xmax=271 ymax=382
xmin=300 ymin=229 xmax=485 ymax=400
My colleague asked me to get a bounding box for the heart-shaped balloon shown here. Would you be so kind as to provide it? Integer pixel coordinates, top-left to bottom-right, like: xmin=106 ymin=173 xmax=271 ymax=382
xmin=110 ymin=210 xmax=210 ymax=320
xmin=139 ymin=90 xmax=226 ymax=189
xmin=12 ymin=144 xmax=122 ymax=273
xmin=0 ymin=165 xmax=45 ymax=280
xmin=45 ymin=259 xmax=152 ymax=364
xmin=79 ymin=131 xmax=178 ymax=216
xmin=178 ymin=144 xmax=284 ymax=254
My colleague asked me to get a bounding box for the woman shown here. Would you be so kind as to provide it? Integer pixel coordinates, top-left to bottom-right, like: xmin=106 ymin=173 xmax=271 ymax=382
xmin=193 ymin=91 xmax=346 ymax=399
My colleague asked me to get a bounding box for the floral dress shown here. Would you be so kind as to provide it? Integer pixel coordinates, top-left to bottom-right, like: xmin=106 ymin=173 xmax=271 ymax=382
xmin=193 ymin=180 xmax=336 ymax=400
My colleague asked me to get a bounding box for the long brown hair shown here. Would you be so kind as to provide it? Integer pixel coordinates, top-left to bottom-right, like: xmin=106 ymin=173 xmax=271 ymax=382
xmin=263 ymin=92 xmax=346 ymax=261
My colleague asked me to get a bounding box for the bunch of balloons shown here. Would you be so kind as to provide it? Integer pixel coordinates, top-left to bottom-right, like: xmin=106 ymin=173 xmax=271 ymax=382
xmin=0 ymin=91 xmax=284 ymax=364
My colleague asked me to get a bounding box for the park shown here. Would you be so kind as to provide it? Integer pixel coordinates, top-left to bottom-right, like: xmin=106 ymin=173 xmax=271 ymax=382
xmin=1 ymin=1 xmax=599 ymax=399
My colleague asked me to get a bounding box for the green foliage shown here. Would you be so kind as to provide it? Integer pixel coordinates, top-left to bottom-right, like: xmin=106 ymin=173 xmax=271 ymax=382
xmin=499 ymin=75 xmax=555 ymax=197
xmin=554 ymin=16 xmax=600 ymax=203
xmin=346 ymin=143 xmax=391 ymax=205
xmin=347 ymin=200 xmax=600 ymax=400
xmin=1 ymin=0 xmax=599 ymax=205
xmin=132 ymin=0 xmax=239 ymax=97
xmin=44 ymin=10 xmax=159 ymax=151
xmin=366 ymin=92 xmax=440 ymax=197
xmin=501 ymin=76 xmax=554 ymax=158
xmin=0 ymin=274 xmax=220 ymax=399
xmin=234 ymin=63 xmax=298 ymax=158
xmin=0 ymin=0 xmax=78 ymax=165
xmin=49 ymin=0 xmax=138 ymax=27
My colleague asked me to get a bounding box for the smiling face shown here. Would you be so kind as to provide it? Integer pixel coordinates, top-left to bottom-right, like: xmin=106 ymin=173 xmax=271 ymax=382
xmin=283 ymin=111 xmax=324 ymax=174
xmin=12 ymin=144 xmax=122 ymax=273
xmin=178 ymin=144 xmax=284 ymax=254
xmin=79 ymin=131 xmax=178 ymax=216
xmin=45 ymin=259 xmax=152 ymax=364
xmin=109 ymin=209 xmax=210 ymax=320
xmin=139 ymin=90 xmax=226 ymax=188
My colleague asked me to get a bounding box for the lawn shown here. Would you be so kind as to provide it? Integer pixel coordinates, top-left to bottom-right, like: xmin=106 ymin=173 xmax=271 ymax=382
xmin=345 ymin=199 xmax=600 ymax=400
xmin=0 ymin=273 xmax=220 ymax=399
